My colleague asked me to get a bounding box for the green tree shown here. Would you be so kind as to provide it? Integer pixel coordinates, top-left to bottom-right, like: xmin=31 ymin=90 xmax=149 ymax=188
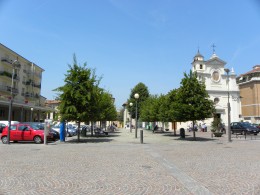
xmin=117 ymin=108 xmax=124 ymax=127
xmin=140 ymin=94 xmax=170 ymax=130
xmin=157 ymin=94 xmax=170 ymax=129
xmin=174 ymin=70 xmax=215 ymax=140
xmin=98 ymin=91 xmax=117 ymax=128
xmin=140 ymin=95 xmax=160 ymax=124
xmin=166 ymin=89 xmax=179 ymax=135
xmin=54 ymin=54 xmax=101 ymax=141
xmin=127 ymin=82 xmax=150 ymax=120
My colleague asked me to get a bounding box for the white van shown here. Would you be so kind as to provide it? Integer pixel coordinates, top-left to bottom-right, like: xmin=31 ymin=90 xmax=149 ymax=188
xmin=0 ymin=121 xmax=20 ymax=126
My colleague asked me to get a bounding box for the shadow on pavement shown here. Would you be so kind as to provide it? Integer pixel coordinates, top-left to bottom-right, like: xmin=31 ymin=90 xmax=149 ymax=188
xmin=174 ymin=136 xmax=217 ymax=142
xmin=66 ymin=138 xmax=114 ymax=143
xmin=161 ymin=132 xmax=217 ymax=142
xmin=64 ymin=133 xmax=120 ymax=143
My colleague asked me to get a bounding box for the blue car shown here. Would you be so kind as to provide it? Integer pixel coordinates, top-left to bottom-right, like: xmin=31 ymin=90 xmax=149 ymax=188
xmin=230 ymin=122 xmax=259 ymax=135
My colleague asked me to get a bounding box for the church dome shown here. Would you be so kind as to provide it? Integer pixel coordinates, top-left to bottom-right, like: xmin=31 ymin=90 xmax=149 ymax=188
xmin=210 ymin=52 xmax=218 ymax=59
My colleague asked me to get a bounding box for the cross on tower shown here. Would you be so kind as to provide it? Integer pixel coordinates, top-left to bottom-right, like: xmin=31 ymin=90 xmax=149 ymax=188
xmin=211 ymin=44 xmax=216 ymax=53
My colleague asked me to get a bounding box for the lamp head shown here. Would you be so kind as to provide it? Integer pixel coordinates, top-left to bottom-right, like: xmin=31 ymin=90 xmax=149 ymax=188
xmin=134 ymin=93 xmax=139 ymax=99
xmin=129 ymin=102 xmax=133 ymax=107
xmin=12 ymin=60 xmax=21 ymax=68
xmin=224 ymin=68 xmax=230 ymax=74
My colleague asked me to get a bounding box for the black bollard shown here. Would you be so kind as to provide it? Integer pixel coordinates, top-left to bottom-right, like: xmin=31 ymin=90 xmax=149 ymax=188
xmin=140 ymin=130 xmax=143 ymax=144
xmin=180 ymin=128 xmax=185 ymax=139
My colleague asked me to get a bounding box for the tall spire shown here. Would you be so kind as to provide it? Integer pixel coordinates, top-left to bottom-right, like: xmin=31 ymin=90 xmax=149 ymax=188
xmin=193 ymin=49 xmax=204 ymax=62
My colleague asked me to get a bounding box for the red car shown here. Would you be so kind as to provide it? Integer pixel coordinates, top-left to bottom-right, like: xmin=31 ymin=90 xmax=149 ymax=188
xmin=1 ymin=123 xmax=53 ymax=144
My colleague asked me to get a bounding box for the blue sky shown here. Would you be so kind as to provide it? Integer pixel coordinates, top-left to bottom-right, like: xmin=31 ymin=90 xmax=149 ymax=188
xmin=1 ymin=0 xmax=260 ymax=109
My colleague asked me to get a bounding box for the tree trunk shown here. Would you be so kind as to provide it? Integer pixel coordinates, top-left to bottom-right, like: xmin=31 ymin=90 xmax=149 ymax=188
xmin=91 ymin=121 xmax=94 ymax=136
xmin=193 ymin=121 xmax=196 ymax=140
xmin=77 ymin=121 xmax=80 ymax=142
xmin=173 ymin=121 xmax=176 ymax=136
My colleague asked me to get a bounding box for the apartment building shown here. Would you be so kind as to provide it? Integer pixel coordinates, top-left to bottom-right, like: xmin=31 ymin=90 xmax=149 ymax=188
xmin=45 ymin=100 xmax=60 ymax=121
xmin=237 ymin=65 xmax=260 ymax=123
xmin=0 ymin=43 xmax=54 ymax=122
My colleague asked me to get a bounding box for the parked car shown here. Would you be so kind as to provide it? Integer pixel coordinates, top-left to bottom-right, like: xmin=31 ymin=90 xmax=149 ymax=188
xmin=52 ymin=123 xmax=61 ymax=134
xmin=51 ymin=123 xmax=77 ymax=137
xmin=0 ymin=123 xmax=6 ymax=133
xmin=0 ymin=121 xmax=20 ymax=126
xmin=81 ymin=125 xmax=91 ymax=132
xmin=49 ymin=128 xmax=60 ymax=140
xmin=22 ymin=122 xmax=59 ymax=141
xmin=230 ymin=122 xmax=260 ymax=135
xmin=252 ymin=123 xmax=260 ymax=129
xmin=67 ymin=127 xmax=77 ymax=137
xmin=1 ymin=123 xmax=54 ymax=144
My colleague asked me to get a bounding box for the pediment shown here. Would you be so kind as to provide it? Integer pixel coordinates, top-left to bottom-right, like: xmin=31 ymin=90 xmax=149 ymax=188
xmin=206 ymin=58 xmax=226 ymax=66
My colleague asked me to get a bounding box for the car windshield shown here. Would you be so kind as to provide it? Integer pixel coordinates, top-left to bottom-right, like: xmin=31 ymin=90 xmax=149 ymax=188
xmin=28 ymin=124 xmax=42 ymax=130
xmin=23 ymin=123 xmax=44 ymax=130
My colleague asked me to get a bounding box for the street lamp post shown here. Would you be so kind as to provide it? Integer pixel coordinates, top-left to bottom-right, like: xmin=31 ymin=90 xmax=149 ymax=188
xmin=7 ymin=60 xmax=19 ymax=144
xmin=224 ymin=68 xmax=231 ymax=142
xmin=31 ymin=107 xmax=34 ymax=121
xmin=129 ymin=102 xmax=133 ymax=133
xmin=134 ymin=93 xmax=139 ymax=138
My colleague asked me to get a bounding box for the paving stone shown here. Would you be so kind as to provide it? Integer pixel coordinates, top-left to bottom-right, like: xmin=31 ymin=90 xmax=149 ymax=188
xmin=0 ymin=129 xmax=260 ymax=194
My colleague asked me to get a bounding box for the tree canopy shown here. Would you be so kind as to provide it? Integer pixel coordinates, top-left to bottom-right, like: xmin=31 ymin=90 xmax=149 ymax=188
xmin=127 ymin=82 xmax=150 ymax=119
xmin=172 ymin=70 xmax=215 ymax=139
xmin=135 ymin=70 xmax=215 ymax=140
xmin=54 ymin=54 xmax=100 ymax=123
xmin=54 ymin=54 xmax=117 ymax=140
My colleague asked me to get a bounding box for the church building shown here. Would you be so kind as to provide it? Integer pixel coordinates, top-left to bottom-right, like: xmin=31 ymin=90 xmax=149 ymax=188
xmin=192 ymin=49 xmax=241 ymax=128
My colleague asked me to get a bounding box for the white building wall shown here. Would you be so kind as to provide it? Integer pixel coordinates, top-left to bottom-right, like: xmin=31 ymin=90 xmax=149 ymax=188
xmin=192 ymin=51 xmax=241 ymax=130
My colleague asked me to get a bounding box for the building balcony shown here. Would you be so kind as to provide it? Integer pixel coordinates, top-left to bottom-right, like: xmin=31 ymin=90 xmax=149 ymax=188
xmin=0 ymin=70 xmax=12 ymax=78
xmin=34 ymin=83 xmax=41 ymax=89
xmin=0 ymin=84 xmax=19 ymax=95
xmin=0 ymin=71 xmax=20 ymax=81
xmin=1 ymin=57 xmax=12 ymax=64
xmin=25 ymin=79 xmax=33 ymax=85
xmin=24 ymin=92 xmax=40 ymax=99
xmin=23 ymin=69 xmax=42 ymax=79
xmin=6 ymin=86 xmax=19 ymax=94
xmin=22 ymin=80 xmax=41 ymax=88
xmin=1 ymin=57 xmax=21 ymax=68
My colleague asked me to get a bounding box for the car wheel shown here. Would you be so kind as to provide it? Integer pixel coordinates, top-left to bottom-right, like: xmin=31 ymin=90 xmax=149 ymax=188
xmin=1 ymin=136 xmax=8 ymax=144
xmin=241 ymin=131 xmax=245 ymax=135
xmin=34 ymin=136 xmax=42 ymax=144
xmin=231 ymin=130 xmax=234 ymax=134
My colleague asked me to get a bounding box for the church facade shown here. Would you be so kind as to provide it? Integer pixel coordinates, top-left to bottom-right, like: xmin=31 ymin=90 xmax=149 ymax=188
xmin=192 ymin=50 xmax=242 ymax=128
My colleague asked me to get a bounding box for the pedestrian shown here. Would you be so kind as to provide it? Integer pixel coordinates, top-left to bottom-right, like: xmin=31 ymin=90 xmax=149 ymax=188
xmin=194 ymin=123 xmax=198 ymax=131
xmin=201 ymin=123 xmax=205 ymax=132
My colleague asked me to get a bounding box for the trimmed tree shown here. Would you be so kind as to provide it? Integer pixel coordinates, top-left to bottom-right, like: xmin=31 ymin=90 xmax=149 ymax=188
xmin=140 ymin=95 xmax=160 ymax=129
xmin=54 ymin=54 xmax=101 ymax=141
xmin=173 ymin=70 xmax=215 ymax=140
xmin=127 ymin=82 xmax=150 ymax=120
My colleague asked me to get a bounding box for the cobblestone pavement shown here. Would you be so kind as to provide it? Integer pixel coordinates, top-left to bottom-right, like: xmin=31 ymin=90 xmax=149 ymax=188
xmin=0 ymin=129 xmax=260 ymax=195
